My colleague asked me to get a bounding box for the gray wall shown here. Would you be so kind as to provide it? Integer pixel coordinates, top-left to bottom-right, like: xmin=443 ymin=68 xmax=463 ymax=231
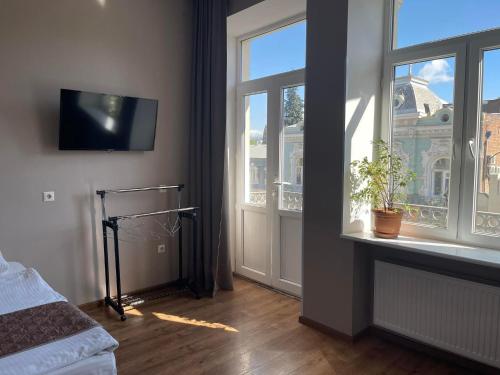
xmin=228 ymin=0 xmax=264 ymax=16
xmin=302 ymin=0 xmax=383 ymax=336
xmin=301 ymin=0 xmax=391 ymax=337
xmin=0 ymin=0 xmax=193 ymax=305
xmin=302 ymin=0 xmax=356 ymax=335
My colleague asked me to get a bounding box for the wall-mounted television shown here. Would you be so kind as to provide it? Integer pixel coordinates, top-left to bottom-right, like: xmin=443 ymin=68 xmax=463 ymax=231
xmin=59 ymin=89 xmax=158 ymax=151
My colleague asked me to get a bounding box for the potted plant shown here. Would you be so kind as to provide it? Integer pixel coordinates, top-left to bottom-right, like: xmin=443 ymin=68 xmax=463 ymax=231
xmin=350 ymin=140 xmax=416 ymax=239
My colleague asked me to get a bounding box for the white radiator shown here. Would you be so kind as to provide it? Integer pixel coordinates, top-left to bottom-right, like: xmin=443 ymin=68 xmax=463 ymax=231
xmin=374 ymin=261 xmax=500 ymax=368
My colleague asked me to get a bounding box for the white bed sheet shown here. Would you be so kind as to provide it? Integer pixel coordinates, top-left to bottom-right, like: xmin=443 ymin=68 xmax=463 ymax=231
xmin=0 ymin=267 xmax=118 ymax=375
xmin=0 ymin=267 xmax=67 ymax=315
xmin=0 ymin=327 xmax=117 ymax=375
xmin=4 ymin=261 xmax=26 ymax=275
xmin=50 ymin=352 xmax=116 ymax=375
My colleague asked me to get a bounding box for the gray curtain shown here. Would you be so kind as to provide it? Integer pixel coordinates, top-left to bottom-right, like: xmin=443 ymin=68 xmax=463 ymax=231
xmin=189 ymin=0 xmax=233 ymax=296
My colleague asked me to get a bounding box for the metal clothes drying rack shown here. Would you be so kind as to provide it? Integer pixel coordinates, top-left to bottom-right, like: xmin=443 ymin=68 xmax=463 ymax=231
xmin=96 ymin=184 xmax=199 ymax=321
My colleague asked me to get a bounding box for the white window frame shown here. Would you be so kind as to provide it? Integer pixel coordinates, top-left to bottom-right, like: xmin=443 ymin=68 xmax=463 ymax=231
xmin=382 ymin=0 xmax=500 ymax=248
xmin=381 ymin=35 xmax=466 ymax=242
xmin=236 ymin=14 xmax=306 ymax=211
xmin=460 ymin=32 xmax=500 ymax=248
xmin=237 ymin=15 xmax=307 ymax=84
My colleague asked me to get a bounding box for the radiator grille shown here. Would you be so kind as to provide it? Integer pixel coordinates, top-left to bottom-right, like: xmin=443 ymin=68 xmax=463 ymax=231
xmin=374 ymin=261 xmax=500 ymax=368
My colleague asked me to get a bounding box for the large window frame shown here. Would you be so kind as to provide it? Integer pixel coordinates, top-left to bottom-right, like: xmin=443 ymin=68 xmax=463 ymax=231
xmin=461 ymin=33 xmax=500 ymax=248
xmin=382 ymin=0 xmax=500 ymax=248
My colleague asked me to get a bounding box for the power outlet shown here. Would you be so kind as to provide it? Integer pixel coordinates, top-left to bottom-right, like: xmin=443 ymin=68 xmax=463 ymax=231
xmin=157 ymin=244 xmax=166 ymax=254
xmin=43 ymin=191 xmax=55 ymax=202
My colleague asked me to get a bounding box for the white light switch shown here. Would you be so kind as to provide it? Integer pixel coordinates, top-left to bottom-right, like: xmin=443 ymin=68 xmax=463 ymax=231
xmin=43 ymin=191 xmax=55 ymax=202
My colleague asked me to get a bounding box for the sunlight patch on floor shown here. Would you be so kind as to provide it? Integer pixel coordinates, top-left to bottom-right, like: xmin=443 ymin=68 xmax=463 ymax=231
xmin=124 ymin=306 xmax=143 ymax=317
xmin=152 ymin=312 xmax=239 ymax=332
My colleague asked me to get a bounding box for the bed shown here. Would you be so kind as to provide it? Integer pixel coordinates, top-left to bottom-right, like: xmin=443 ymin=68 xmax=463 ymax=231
xmin=0 ymin=261 xmax=118 ymax=375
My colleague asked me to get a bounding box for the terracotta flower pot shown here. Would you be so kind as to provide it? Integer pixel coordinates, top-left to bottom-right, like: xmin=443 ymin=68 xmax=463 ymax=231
xmin=372 ymin=209 xmax=403 ymax=239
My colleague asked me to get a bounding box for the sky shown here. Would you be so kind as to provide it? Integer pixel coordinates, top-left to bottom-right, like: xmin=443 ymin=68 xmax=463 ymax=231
xmin=396 ymin=0 xmax=500 ymax=103
xmin=395 ymin=58 xmax=456 ymax=103
xmin=247 ymin=21 xmax=306 ymax=81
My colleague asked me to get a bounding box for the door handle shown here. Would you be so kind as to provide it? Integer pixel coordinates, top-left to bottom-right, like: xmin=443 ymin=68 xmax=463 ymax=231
xmin=468 ymin=138 xmax=476 ymax=159
xmin=273 ymin=179 xmax=291 ymax=186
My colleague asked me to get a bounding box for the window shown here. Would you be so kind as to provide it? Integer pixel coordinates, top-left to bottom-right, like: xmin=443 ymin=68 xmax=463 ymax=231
xmin=393 ymin=0 xmax=500 ymax=49
xmin=432 ymin=159 xmax=451 ymax=198
xmin=238 ymin=18 xmax=305 ymax=213
xmin=281 ymin=85 xmax=305 ymax=212
xmin=470 ymin=47 xmax=500 ymax=237
xmin=244 ymin=93 xmax=268 ymax=207
xmin=241 ymin=20 xmax=306 ymax=81
xmin=390 ymin=58 xmax=456 ymax=229
xmin=296 ymin=158 xmax=303 ymax=185
xmin=384 ymin=0 xmax=500 ymax=247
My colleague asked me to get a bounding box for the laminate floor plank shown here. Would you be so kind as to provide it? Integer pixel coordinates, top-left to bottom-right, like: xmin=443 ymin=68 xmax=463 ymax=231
xmin=82 ymin=277 xmax=472 ymax=375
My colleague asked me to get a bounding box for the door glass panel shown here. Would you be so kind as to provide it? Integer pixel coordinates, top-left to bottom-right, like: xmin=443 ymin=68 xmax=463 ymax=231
xmin=245 ymin=93 xmax=268 ymax=206
xmin=280 ymin=86 xmax=304 ymax=211
xmin=474 ymin=48 xmax=500 ymax=236
xmin=391 ymin=57 xmax=456 ymax=228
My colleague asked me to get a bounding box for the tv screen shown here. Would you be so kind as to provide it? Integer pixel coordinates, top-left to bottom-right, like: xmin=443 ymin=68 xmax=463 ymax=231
xmin=59 ymin=89 xmax=158 ymax=151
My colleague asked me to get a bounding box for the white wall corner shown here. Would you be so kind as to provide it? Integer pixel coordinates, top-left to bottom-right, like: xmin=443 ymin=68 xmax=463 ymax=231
xmin=343 ymin=0 xmax=386 ymax=234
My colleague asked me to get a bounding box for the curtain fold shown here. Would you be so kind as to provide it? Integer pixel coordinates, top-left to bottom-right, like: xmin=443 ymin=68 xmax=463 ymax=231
xmin=189 ymin=0 xmax=233 ymax=296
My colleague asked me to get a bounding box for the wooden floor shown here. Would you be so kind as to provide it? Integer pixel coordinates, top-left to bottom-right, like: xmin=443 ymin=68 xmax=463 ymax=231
xmin=83 ymin=277 xmax=470 ymax=375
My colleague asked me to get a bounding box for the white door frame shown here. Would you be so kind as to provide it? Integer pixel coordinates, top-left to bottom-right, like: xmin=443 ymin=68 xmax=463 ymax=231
xmin=235 ymin=69 xmax=304 ymax=295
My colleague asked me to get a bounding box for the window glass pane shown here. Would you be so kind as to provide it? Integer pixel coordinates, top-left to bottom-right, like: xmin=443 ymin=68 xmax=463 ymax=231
xmin=474 ymin=49 xmax=500 ymax=236
xmin=245 ymin=93 xmax=267 ymax=206
xmin=394 ymin=0 xmax=500 ymax=49
xmin=391 ymin=57 xmax=456 ymax=228
xmin=433 ymin=171 xmax=443 ymax=196
xmin=241 ymin=20 xmax=306 ymax=81
xmin=281 ymin=86 xmax=305 ymax=211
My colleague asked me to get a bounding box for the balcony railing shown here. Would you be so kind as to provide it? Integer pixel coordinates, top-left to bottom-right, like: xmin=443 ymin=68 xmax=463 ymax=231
xmin=475 ymin=211 xmax=500 ymax=236
xmin=248 ymin=195 xmax=500 ymax=235
xmin=282 ymin=191 xmax=303 ymax=211
xmin=397 ymin=204 xmax=500 ymax=236
xmin=396 ymin=203 xmax=448 ymax=228
xmin=248 ymin=191 xmax=303 ymax=211
xmin=248 ymin=191 xmax=266 ymax=206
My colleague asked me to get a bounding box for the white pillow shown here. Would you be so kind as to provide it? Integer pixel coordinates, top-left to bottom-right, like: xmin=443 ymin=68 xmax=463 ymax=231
xmin=0 ymin=251 xmax=9 ymax=274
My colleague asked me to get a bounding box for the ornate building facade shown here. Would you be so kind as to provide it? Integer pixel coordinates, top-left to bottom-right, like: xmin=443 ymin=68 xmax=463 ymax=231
xmin=393 ymin=74 xmax=500 ymax=230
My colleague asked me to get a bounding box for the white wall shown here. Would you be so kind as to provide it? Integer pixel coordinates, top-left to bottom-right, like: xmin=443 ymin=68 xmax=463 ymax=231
xmin=0 ymin=0 xmax=192 ymax=305
xmin=343 ymin=0 xmax=386 ymax=234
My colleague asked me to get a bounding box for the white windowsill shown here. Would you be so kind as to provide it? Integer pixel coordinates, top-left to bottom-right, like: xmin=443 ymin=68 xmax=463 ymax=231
xmin=341 ymin=232 xmax=500 ymax=269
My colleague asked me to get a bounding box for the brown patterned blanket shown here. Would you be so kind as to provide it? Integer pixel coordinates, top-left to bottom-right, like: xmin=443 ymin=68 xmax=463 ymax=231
xmin=0 ymin=301 xmax=99 ymax=359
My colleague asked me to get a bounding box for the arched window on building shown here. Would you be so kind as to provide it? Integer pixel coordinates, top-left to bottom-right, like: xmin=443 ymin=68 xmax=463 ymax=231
xmin=432 ymin=158 xmax=451 ymax=198
xmin=295 ymin=157 xmax=303 ymax=185
xmin=250 ymin=162 xmax=259 ymax=186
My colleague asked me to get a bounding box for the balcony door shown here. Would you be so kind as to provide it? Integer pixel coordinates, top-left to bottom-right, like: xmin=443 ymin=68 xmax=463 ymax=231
xmin=234 ymin=18 xmax=305 ymax=296
xmin=236 ymin=74 xmax=304 ymax=296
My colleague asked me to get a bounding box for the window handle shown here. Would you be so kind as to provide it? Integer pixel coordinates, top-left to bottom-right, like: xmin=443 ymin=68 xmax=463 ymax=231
xmin=468 ymin=138 xmax=476 ymax=159
xmin=273 ymin=180 xmax=292 ymax=186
